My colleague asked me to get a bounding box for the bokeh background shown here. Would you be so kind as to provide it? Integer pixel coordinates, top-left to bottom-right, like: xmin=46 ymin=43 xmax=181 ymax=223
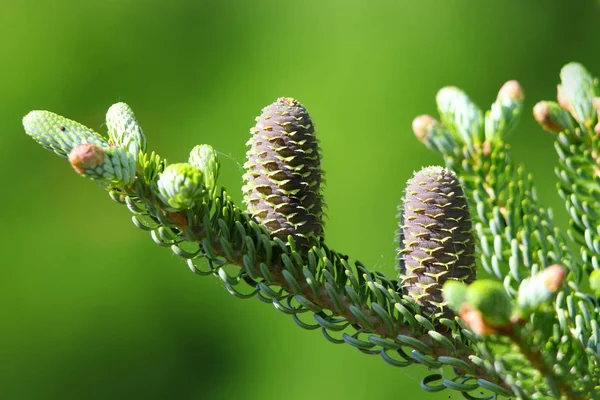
xmin=2 ymin=1 xmax=600 ymax=399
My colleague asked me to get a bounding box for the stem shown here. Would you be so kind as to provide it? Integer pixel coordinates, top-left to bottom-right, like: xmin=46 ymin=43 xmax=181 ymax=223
xmin=507 ymin=324 xmax=585 ymax=400
xmin=150 ymin=195 xmax=513 ymax=395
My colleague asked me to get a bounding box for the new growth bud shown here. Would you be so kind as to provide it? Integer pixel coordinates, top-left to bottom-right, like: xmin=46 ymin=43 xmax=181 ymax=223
xmin=533 ymin=101 xmax=573 ymax=133
xmin=497 ymin=80 xmax=524 ymax=103
xmin=106 ymin=102 xmax=147 ymax=158
xmin=593 ymin=98 xmax=600 ymax=135
xmin=445 ymin=280 xmax=512 ymax=336
xmin=517 ymin=264 xmax=566 ymax=314
xmin=559 ymin=63 xmax=598 ymax=126
xmin=398 ymin=166 xmax=476 ymax=317
xmin=68 ymin=144 xmax=136 ymax=185
xmin=465 ymin=280 xmax=512 ymax=328
xmin=436 ymin=86 xmax=483 ymax=145
xmin=485 ymin=80 xmax=524 ymax=140
xmin=156 ymin=163 xmax=204 ymax=210
xmin=242 ymin=97 xmax=324 ymax=248
xmin=23 ymin=110 xmax=108 ymax=158
xmin=69 ymin=144 xmax=105 ymax=174
xmin=593 ymin=97 xmax=600 ymax=114
xmin=556 ymin=85 xmax=571 ymax=113
xmin=189 ymin=144 xmax=220 ymax=195
xmin=412 ymin=115 xmax=439 ymax=144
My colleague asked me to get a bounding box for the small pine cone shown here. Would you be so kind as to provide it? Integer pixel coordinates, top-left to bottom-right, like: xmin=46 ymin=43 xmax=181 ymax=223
xmin=398 ymin=166 xmax=476 ymax=316
xmin=242 ymin=97 xmax=324 ymax=248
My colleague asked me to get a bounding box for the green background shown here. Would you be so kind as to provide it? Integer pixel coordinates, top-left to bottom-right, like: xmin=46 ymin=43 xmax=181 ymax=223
xmin=2 ymin=1 xmax=600 ymax=399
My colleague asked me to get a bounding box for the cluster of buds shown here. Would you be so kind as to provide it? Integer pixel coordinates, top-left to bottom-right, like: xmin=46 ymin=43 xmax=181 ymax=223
xmin=413 ymin=79 xmax=524 ymax=155
xmin=534 ymin=63 xmax=600 ymax=135
xmin=444 ymin=265 xmax=566 ymax=336
xmin=23 ymin=103 xmax=220 ymax=211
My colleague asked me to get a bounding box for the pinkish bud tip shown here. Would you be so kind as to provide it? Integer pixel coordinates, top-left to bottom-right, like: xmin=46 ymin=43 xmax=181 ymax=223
xmin=556 ymin=84 xmax=571 ymax=112
xmin=592 ymin=97 xmax=600 ymax=113
xmin=459 ymin=304 xmax=496 ymax=336
xmin=497 ymin=80 xmax=524 ymax=102
xmin=68 ymin=144 xmax=105 ymax=175
xmin=542 ymin=264 xmax=566 ymax=293
xmin=412 ymin=115 xmax=438 ymax=143
xmin=533 ymin=102 xmax=563 ymax=133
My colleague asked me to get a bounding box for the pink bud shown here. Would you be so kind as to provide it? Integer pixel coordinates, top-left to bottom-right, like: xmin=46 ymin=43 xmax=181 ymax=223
xmin=557 ymin=85 xmax=571 ymax=112
xmin=497 ymin=80 xmax=524 ymax=102
xmin=541 ymin=264 xmax=566 ymax=293
xmin=68 ymin=144 xmax=105 ymax=175
xmin=412 ymin=115 xmax=439 ymax=143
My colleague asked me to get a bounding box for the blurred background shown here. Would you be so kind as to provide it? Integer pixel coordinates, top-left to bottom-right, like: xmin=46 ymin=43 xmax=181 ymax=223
xmin=2 ymin=0 xmax=600 ymax=399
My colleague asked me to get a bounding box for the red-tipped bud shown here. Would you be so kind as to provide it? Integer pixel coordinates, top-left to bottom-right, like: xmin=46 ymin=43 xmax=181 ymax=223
xmin=459 ymin=304 xmax=498 ymax=336
xmin=592 ymin=97 xmax=600 ymax=113
xmin=517 ymin=264 xmax=566 ymax=314
xmin=533 ymin=101 xmax=571 ymax=133
xmin=497 ymin=80 xmax=524 ymax=103
xmin=68 ymin=144 xmax=106 ymax=175
xmin=412 ymin=115 xmax=439 ymax=143
xmin=541 ymin=264 xmax=566 ymax=293
xmin=557 ymin=84 xmax=571 ymax=112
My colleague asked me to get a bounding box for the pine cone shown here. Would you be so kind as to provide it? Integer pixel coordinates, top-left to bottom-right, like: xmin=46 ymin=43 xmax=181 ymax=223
xmin=242 ymin=97 xmax=324 ymax=249
xmin=398 ymin=166 xmax=476 ymax=316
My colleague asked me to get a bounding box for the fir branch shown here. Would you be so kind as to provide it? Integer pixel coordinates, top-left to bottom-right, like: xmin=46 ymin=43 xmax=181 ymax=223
xmin=22 ymin=62 xmax=600 ymax=399
xmin=123 ymin=177 xmax=509 ymax=394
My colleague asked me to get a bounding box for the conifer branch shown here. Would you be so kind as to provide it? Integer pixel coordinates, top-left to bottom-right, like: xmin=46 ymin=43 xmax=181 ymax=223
xmin=23 ymin=62 xmax=600 ymax=399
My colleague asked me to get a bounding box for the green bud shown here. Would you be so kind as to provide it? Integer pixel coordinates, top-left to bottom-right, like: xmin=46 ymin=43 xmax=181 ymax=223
xmin=436 ymin=86 xmax=483 ymax=145
xmin=398 ymin=166 xmax=476 ymax=316
xmin=517 ymin=265 xmax=565 ymax=314
xmin=485 ymin=80 xmax=524 ymax=140
xmin=466 ymin=280 xmax=512 ymax=327
xmin=23 ymin=110 xmax=108 ymax=158
xmin=559 ymin=63 xmax=599 ymax=127
xmin=189 ymin=144 xmax=220 ymax=195
xmin=442 ymin=280 xmax=468 ymax=312
xmin=156 ymin=163 xmax=204 ymax=210
xmin=106 ymin=102 xmax=147 ymax=158
xmin=242 ymin=97 xmax=324 ymax=248
xmin=69 ymin=144 xmax=137 ymax=185
xmin=590 ymin=270 xmax=600 ymax=297
xmin=533 ymin=101 xmax=574 ymax=133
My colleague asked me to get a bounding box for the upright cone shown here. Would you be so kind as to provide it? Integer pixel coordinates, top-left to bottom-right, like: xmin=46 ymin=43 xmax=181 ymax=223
xmin=398 ymin=166 xmax=476 ymax=316
xmin=242 ymin=97 xmax=324 ymax=249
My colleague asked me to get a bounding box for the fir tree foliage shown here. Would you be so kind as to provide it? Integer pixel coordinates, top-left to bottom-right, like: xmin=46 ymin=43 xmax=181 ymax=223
xmin=22 ymin=64 xmax=600 ymax=399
